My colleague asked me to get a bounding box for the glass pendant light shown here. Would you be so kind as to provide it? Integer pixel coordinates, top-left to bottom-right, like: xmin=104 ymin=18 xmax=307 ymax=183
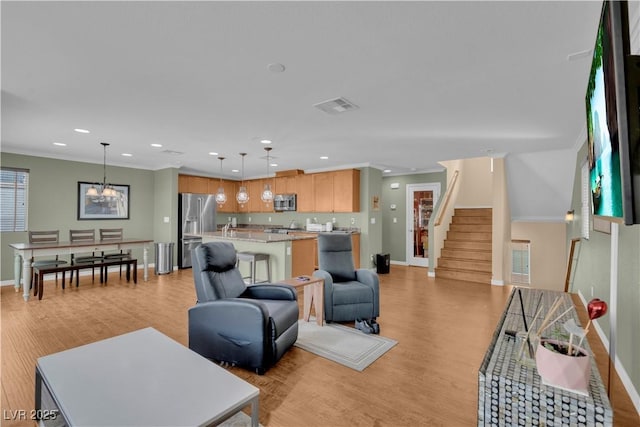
xmin=215 ymin=156 xmax=227 ymax=207
xmin=86 ymin=142 xmax=118 ymax=200
xmin=236 ymin=152 xmax=249 ymax=205
xmin=261 ymin=147 xmax=273 ymax=203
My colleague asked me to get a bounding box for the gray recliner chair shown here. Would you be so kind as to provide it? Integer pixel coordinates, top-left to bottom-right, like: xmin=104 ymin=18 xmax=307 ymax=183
xmin=189 ymin=241 xmax=299 ymax=374
xmin=312 ymin=233 xmax=380 ymax=324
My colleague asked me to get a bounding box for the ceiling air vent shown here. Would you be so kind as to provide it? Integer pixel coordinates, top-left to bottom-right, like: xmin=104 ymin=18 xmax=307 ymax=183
xmin=162 ymin=150 xmax=184 ymax=156
xmin=313 ymin=97 xmax=359 ymax=115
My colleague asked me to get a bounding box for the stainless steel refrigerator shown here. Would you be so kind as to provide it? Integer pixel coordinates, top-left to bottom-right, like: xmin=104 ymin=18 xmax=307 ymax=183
xmin=178 ymin=193 xmax=217 ymax=268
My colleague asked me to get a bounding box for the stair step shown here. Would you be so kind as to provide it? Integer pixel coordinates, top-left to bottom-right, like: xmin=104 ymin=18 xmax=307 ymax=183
xmin=444 ymin=240 xmax=492 ymax=251
xmin=434 ymin=267 xmax=492 ymax=284
xmin=450 ymin=224 xmax=492 ymax=233
xmin=438 ymin=258 xmax=491 ymax=272
xmin=447 ymin=231 xmax=492 ymax=241
xmin=441 ymin=248 xmax=492 ymax=261
xmin=452 ymin=216 xmax=492 ymax=225
xmin=454 ymin=208 xmax=492 ymax=217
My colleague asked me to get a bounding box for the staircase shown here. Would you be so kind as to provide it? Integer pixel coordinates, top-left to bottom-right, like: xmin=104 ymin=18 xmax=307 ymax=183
xmin=435 ymin=208 xmax=492 ymax=284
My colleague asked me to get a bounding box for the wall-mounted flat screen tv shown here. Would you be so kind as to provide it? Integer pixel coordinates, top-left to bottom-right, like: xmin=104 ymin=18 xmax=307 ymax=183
xmin=585 ymin=0 xmax=640 ymax=225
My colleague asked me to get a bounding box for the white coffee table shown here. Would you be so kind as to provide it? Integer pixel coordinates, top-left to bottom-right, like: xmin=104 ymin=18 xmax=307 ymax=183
xmin=35 ymin=327 xmax=259 ymax=426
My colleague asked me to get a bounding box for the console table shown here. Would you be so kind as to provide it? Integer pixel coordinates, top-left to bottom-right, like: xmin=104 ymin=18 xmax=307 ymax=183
xmin=478 ymin=288 xmax=612 ymax=426
xmin=35 ymin=327 xmax=259 ymax=426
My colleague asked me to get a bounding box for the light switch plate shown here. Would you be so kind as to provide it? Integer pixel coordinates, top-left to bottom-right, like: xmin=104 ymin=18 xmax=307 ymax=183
xmin=163 ymin=216 xmax=170 ymax=223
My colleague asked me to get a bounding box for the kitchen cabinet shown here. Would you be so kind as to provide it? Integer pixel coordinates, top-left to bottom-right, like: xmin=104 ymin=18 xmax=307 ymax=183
xmin=291 ymin=238 xmax=317 ymax=277
xmin=333 ymin=169 xmax=360 ymax=212
xmin=274 ymin=176 xmax=296 ymax=194
xmin=178 ymin=174 xmax=211 ymax=194
xmin=208 ymin=178 xmax=237 ymax=213
xmin=296 ymin=174 xmax=314 ymax=212
xmin=313 ymin=172 xmax=334 ymax=212
xmin=248 ymin=179 xmax=274 ymax=213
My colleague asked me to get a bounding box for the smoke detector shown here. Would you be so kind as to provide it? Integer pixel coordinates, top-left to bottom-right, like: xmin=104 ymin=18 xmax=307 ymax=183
xmin=313 ymin=97 xmax=359 ymax=115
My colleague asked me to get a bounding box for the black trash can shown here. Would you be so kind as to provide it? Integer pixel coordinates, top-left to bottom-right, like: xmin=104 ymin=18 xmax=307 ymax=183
xmin=376 ymin=253 xmax=390 ymax=274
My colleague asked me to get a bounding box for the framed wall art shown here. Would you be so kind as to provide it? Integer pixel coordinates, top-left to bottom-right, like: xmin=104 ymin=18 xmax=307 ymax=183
xmin=77 ymin=182 xmax=130 ymax=220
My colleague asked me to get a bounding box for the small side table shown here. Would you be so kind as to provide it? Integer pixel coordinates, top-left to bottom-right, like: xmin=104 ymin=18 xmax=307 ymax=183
xmin=279 ymin=275 xmax=324 ymax=326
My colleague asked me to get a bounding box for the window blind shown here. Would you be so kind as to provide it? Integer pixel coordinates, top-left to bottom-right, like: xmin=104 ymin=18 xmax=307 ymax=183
xmin=0 ymin=168 xmax=29 ymax=232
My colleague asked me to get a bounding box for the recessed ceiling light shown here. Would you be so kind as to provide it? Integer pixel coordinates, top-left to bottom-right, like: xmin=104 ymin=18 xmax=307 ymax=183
xmin=260 ymin=139 xmax=272 ymax=144
xmin=150 ymin=143 xmax=163 ymax=148
xmin=122 ymin=153 xmax=133 ymax=157
xmin=53 ymin=142 xmax=67 ymax=147
xmin=231 ymin=169 xmax=240 ymax=173
xmin=383 ymin=169 xmax=391 ymax=173
xmin=74 ymin=128 xmax=90 ymax=134
xmin=209 ymin=152 xmax=218 ymax=156
xmin=320 ymin=156 xmax=329 ymax=160
xmin=270 ymin=163 xmax=278 ymax=167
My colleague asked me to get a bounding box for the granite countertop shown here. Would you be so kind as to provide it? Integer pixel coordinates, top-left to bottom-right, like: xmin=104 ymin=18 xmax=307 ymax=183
xmin=199 ymin=231 xmax=316 ymax=243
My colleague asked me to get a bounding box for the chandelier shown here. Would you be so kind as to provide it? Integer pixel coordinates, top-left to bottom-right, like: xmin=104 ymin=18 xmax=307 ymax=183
xmin=215 ymin=156 xmax=227 ymax=207
xmin=86 ymin=142 xmax=118 ymax=199
xmin=236 ymin=152 xmax=249 ymax=205
xmin=261 ymin=147 xmax=273 ymax=203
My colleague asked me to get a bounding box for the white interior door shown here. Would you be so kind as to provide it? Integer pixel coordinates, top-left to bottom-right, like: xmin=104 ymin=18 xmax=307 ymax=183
xmin=406 ymin=183 xmax=440 ymax=267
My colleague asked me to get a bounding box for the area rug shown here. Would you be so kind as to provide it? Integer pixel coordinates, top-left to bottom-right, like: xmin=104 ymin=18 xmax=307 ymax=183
xmin=294 ymin=319 xmax=398 ymax=371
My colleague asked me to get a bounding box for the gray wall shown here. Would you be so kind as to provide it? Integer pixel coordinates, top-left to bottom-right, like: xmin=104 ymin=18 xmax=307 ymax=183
xmin=381 ymin=171 xmax=447 ymax=262
xmin=568 ymin=142 xmax=640 ymax=400
xmin=0 ymin=153 xmax=164 ymax=281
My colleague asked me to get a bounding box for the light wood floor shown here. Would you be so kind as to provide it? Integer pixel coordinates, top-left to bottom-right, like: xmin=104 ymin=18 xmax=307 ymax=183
xmin=1 ymin=266 xmax=638 ymax=426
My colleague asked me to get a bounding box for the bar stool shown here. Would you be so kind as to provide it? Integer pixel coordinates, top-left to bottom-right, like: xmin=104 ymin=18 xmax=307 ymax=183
xmin=236 ymin=252 xmax=271 ymax=284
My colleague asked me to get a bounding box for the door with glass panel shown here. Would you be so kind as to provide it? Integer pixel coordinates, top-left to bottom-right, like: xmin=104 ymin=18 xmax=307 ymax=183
xmin=406 ymin=183 xmax=440 ymax=267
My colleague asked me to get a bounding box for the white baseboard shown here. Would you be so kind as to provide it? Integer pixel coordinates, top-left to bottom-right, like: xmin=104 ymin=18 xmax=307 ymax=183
xmin=577 ymin=290 xmax=640 ymax=415
xmin=428 ymin=270 xmax=435 ymax=278
xmin=491 ymin=279 xmax=505 ymax=286
xmin=390 ymin=260 xmax=408 ymax=266
xmin=0 ymin=263 xmax=165 ymax=287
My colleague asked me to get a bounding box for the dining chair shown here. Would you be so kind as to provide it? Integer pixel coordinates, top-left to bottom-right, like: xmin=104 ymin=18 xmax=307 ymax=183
xmin=28 ymin=230 xmax=68 ymax=289
xmin=69 ymin=229 xmax=103 ymax=285
xmin=100 ymin=228 xmax=130 ymax=277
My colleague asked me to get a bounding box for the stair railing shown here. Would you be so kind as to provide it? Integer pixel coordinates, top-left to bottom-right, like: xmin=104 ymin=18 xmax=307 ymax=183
xmin=434 ymin=170 xmax=459 ymax=226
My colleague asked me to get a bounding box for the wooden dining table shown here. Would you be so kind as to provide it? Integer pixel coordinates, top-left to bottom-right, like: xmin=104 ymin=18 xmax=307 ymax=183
xmin=8 ymin=238 xmax=153 ymax=301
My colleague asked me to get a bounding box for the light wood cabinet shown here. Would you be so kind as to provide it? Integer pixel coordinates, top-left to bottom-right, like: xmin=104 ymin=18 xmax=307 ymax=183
xmin=313 ymin=173 xmax=334 ymax=212
xmin=333 ymin=169 xmax=360 ymax=212
xmin=291 ymin=238 xmax=317 ymax=277
xmin=247 ymin=179 xmax=274 ymax=212
xmin=208 ymin=179 xmax=237 ymax=213
xmin=296 ymin=174 xmax=314 ymax=212
xmin=178 ymin=174 xmax=212 ymax=194
xmin=274 ymin=176 xmax=296 ymax=194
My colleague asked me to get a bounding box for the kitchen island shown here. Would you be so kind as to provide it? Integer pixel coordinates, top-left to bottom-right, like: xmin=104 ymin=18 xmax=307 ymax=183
xmin=200 ymin=231 xmax=317 ymax=281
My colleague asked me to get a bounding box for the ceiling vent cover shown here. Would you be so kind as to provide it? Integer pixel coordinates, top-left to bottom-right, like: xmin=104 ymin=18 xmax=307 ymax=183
xmin=162 ymin=149 xmax=184 ymax=156
xmin=313 ymin=97 xmax=359 ymax=115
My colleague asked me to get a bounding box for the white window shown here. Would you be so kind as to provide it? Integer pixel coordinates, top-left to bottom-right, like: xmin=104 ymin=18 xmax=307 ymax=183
xmin=0 ymin=168 xmax=29 ymax=232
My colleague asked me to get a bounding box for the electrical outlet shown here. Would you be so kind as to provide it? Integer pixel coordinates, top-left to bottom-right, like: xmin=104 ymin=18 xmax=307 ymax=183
xmin=370 ymin=254 xmax=374 ymax=262
xmin=248 ymin=217 xmax=252 ymax=222
xmin=351 ymin=217 xmax=355 ymax=225
xmin=591 ymin=286 xmax=594 ymax=297
xmin=268 ymin=217 xmax=272 ymax=222
xmin=332 ymin=217 xmax=336 ymax=223
xmin=393 ymin=217 xmax=397 ymax=223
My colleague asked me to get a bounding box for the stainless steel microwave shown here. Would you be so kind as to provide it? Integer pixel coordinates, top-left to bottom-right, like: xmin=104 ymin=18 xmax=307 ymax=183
xmin=274 ymin=194 xmax=297 ymax=211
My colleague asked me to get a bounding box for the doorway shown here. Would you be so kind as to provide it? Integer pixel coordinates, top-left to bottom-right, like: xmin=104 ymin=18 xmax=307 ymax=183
xmin=406 ymin=183 xmax=441 ymax=267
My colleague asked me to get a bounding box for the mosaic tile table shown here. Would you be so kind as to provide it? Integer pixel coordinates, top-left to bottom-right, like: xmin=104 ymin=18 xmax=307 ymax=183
xmin=478 ymin=288 xmax=612 ymax=426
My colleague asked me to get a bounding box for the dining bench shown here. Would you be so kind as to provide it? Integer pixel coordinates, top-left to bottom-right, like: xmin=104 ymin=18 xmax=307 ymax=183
xmin=33 ymin=258 xmax=138 ymax=300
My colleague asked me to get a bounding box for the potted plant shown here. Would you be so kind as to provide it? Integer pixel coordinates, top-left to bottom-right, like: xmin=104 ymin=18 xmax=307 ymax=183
xmin=534 ymin=298 xmax=607 ymax=395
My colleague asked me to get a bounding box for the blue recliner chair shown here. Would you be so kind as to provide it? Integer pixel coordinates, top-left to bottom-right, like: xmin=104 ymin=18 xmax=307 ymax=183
xmin=188 ymin=241 xmax=299 ymax=374
xmin=312 ymin=233 xmax=380 ymax=324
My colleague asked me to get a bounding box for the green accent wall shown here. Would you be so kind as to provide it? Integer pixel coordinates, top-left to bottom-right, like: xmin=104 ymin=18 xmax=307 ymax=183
xmin=0 ymin=153 xmax=175 ymax=281
xmin=381 ymin=171 xmax=447 ymax=263
xmin=568 ymin=142 xmax=640 ymax=399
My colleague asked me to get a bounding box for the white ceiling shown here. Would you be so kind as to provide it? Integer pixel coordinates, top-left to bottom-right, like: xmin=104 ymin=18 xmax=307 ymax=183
xmin=1 ymin=1 xmax=603 ymax=180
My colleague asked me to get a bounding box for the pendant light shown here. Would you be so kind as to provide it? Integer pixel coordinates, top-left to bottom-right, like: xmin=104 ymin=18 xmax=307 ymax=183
xmin=236 ymin=152 xmax=249 ymax=205
xmin=215 ymin=156 xmax=227 ymax=207
xmin=261 ymin=147 xmax=273 ymax=203
xmin=86 ymin=142 xmax=117 ymax=199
